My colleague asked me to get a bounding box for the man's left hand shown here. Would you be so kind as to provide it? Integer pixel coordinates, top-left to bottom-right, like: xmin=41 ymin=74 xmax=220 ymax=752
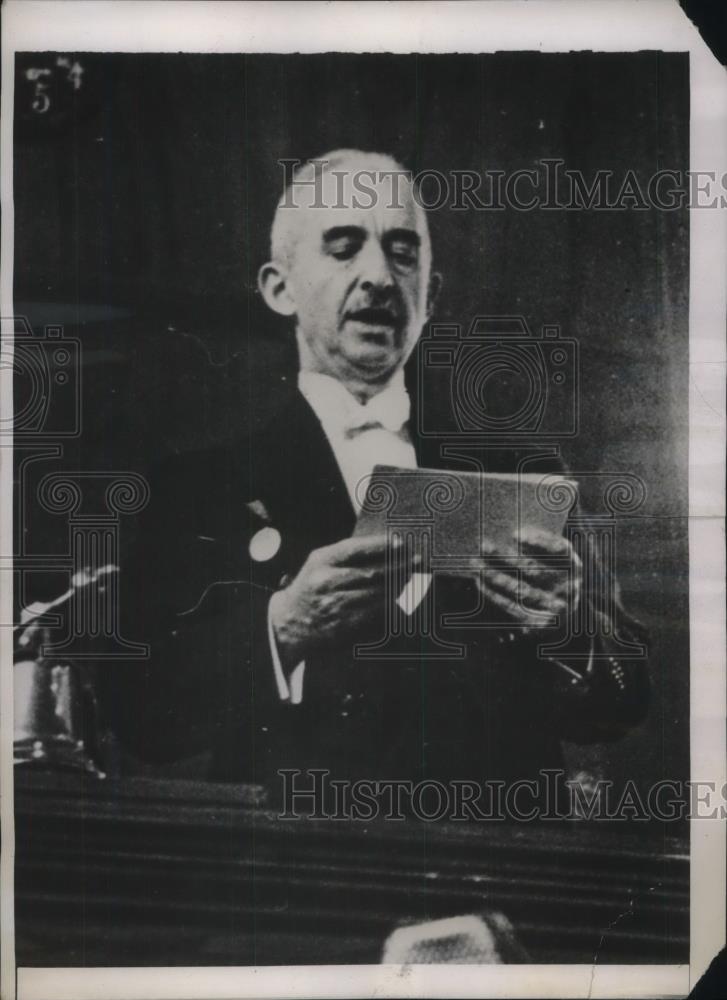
xmin=477 ymin=526 xmax=582 ymax=637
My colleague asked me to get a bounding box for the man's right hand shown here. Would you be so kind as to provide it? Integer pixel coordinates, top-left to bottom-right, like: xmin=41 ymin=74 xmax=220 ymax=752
xmin=269 ymin=533 xmax=414 ymax=669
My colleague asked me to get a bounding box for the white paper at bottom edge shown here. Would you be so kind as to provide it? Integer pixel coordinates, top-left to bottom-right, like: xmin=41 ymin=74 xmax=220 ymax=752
xmin=17 ymin=964 xmax=690 ymax=1000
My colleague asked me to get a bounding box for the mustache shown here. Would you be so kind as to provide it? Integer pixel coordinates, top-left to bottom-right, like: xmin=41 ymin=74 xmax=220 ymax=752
xmin=344 ymin=298 xmax=404 ymax=325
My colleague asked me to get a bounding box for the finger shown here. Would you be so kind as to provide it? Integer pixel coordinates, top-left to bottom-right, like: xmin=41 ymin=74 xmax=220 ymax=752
xmin=519 ymin=563 xmax=566 ymax=586
xmin=333 ymin=588 xmax=390 ymax=617
xmin=517 ymin=530 xmax=583 ymax=583
xmin=481 ymin=536 xmax=561 ymax=569
xmin=514 ymin=526 xmax=572 ymax=556
xmin=321 ymin=534 xmax=415 ymax=568
xmin=482 ymin=566 xmax=562 ymax=617
xmin=324 ymin=564 xmax=398 ymax=590
xmin=481 ymin=537 xmax=517 ymax=559
xmin=308 ymin=554 xmax=422 ymax=597
xmin=480 ymin=546 xmax=564 ymax=585
xmin=517 ymin=567 xmax=579 ymax=615
xmin=318 ymin=533 xmax=389 ymax=565
xmin=310 ymin=589 xmax=382 ymax=631
xmin=336 ymin=586 xmax=384 ymax=606
xmin=480 ymin=583 xmax=555 ymax=628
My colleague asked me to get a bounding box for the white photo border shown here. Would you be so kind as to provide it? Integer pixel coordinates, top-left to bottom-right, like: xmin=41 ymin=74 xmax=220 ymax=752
xmin=1 ymin=2 xmax=724 ymax=998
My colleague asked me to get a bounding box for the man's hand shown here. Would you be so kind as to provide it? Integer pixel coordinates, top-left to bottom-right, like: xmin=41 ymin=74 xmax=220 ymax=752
xmin=269 ymin=534 xmax=414 ymax=668
xmin=478 ymin=526 xmax=582 ymax=637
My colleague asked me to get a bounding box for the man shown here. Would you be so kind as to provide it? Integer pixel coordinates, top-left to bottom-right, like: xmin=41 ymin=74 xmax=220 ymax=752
xmin=106 ymin=150 xmax=649 ymax=801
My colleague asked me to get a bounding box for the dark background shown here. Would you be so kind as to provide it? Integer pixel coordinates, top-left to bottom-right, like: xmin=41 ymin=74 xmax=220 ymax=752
xmin=14 ymin=52 xmax=690 ymax=801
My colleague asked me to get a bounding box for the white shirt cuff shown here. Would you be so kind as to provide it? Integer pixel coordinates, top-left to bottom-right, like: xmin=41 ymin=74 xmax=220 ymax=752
xmin=267 ymin=592 xmax=305 ymax=704
xmin=267 ymin=571 xmax=430 ymax=704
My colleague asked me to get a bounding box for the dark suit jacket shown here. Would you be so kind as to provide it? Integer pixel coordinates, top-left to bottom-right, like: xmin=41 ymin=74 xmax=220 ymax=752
xmin=102 ymin=388 xmax=649 ymax=797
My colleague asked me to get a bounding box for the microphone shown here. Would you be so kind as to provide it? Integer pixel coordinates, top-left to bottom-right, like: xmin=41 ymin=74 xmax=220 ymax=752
xmin=13 ymin=565 xmax=117 ymax=777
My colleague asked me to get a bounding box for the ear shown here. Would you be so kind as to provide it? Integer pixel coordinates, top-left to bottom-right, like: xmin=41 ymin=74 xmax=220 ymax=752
xmin=257 ymin=261 xmax=297 ymax=317
xmin=426 ymin=270 xmax=443 ymax=320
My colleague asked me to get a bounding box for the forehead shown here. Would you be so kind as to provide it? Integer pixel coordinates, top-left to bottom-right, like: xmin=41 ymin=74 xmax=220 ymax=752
xmin=294 ymin=167 xmax=426 ymax=242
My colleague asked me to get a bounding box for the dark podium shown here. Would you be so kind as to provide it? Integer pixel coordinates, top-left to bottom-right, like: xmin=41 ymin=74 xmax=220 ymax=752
xmin=15 ymin=769 xmax=688 ymax=967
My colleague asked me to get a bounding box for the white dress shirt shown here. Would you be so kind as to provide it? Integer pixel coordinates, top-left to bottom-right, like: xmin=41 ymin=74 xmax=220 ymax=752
xmin=298 ymin=370 xmax=417 ymax=508
xmin=268 ymin=370 xmax=424 ymax=704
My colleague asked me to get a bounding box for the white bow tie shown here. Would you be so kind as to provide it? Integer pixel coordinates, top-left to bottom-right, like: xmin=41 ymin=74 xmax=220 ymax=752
xmin=342 ymin=386 xmax=411 ymax=437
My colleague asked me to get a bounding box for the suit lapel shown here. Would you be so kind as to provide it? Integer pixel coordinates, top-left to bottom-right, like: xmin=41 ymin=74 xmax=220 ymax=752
xmin=251 ymin=391 xmax=356 ymax=562
xmin=241 ymin=379 xmax=500 ymax=578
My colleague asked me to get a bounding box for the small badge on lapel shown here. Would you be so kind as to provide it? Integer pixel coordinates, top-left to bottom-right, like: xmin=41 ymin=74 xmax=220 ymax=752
xmin=246 ymin=498 xmax=281 ymax=561
xmin=249 ymin=526 xmax=282 ymax=562
xmin=245 ymin=498 xmax=272 ymax=523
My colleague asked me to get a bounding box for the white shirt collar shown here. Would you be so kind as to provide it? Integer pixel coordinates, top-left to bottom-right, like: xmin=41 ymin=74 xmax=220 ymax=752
xmin=298 ymin=370 xmax=410 ymax=436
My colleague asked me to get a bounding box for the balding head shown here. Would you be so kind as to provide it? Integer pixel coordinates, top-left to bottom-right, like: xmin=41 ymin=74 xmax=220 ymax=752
xmin=259 ymin=149 xmax=440 ymax=400
xmin=271 ymin=149 xmax=430 ymax=267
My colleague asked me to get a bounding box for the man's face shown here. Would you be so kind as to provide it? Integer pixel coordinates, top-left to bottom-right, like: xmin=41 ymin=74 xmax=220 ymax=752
xmin=281 ymin=168 xmax=432 ymax=386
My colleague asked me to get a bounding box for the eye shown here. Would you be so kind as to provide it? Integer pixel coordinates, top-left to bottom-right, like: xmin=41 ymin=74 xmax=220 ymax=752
xmin=389 ymin=242 xmax=418 ymax=268
xmin=327 ymin=237 xmax=362 ymax=260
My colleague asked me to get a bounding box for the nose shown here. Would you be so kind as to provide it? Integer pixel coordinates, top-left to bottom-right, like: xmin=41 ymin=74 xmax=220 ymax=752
xmin=358 ymin=240 xmax=395 ymax=293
